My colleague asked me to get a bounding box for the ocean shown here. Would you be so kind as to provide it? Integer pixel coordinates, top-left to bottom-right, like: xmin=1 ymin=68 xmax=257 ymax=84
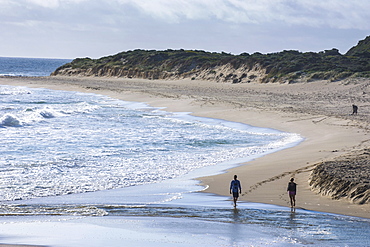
xmin=0 ymin=84 xmax=297 ymax=202
xmin=0 ymin=57 xmax=369 ymax=247
xmin=0 ymin=57 xmax=71 ymax=77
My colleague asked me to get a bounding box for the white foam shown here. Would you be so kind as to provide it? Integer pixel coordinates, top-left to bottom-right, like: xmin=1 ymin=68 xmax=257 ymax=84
xmin=38 ymin=109 xmax=56 ymax=118
xmin=0 ymin=85 xmax=303 ymax=203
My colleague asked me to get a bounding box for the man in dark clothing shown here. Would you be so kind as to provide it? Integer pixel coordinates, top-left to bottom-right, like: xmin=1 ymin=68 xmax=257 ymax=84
xmin=352 ymin=104 xmax=358 ymax=115
xmin=230 ymin=175 xmax=242 ymax=207
xmin=287 ymin=178 xmax=297 ymax=208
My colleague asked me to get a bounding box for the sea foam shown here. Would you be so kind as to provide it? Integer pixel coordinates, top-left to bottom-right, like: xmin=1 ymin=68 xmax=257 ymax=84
xmin=0 ymin=85 xmax=302 ymax=201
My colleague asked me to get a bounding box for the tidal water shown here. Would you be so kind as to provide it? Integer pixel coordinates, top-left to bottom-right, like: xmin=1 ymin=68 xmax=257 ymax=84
xmin=0 ymin=85 xmax=299 ymax=202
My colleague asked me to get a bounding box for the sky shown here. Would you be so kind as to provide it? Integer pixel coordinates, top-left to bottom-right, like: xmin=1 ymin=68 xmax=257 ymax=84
xmin=0 ymin=0 xmax=369 ymax=59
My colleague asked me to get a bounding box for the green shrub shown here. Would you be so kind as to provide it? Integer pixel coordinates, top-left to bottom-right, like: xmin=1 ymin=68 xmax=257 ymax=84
xmin=53 ymin=37 xmax=370 ymax=81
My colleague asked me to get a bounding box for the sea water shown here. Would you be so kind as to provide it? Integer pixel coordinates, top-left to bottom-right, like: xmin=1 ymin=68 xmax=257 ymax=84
xmin=0 ymin=85 xmax=299 ymax=201
xmin=0 ymin=57 xmax=71 ymax=76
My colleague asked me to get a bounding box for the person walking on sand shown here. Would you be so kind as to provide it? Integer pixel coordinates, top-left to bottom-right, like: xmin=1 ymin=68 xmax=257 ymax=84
xmin=287 ymin=178 xmax=297 ymax=208
xmin=352 ymin=104 xmax=358 ymax=115
xmin=230 ymin=175 xmax=242 ymax=207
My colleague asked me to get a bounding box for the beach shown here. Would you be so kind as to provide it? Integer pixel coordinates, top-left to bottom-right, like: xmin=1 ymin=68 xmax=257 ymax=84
xmin=1 ymin=75 xmax=369 ymax=219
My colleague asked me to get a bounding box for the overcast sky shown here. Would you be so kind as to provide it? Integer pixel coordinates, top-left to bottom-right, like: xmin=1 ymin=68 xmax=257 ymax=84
xmin=1 ymin=0 xmax=369 ymax=59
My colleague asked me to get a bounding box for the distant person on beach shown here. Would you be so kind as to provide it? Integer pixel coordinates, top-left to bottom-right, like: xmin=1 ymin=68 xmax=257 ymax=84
xmin=230 ymin=175 xmax=242 ymax=207
xmin=352 ymin=104 xmax=358 ymax=115
xmin=287 ymin=178 xmax=297 ymax=208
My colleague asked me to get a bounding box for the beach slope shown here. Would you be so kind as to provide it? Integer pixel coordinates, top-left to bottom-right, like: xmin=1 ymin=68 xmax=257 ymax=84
xmin=0 ymin=76 xmax=369 ymax=218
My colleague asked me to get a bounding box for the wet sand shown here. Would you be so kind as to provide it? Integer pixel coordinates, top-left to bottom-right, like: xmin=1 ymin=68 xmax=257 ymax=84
xmin=0 ymin=75 xmax=369 ymax=218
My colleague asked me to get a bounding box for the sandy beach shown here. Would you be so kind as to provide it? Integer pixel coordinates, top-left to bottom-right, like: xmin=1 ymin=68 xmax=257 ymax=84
xmin=0 ymin=75 xmax=369 ymax=219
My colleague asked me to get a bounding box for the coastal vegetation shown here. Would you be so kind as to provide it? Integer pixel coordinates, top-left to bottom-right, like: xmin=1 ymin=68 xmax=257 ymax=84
xmin=52 ymin=36 xmax=370 ymax=83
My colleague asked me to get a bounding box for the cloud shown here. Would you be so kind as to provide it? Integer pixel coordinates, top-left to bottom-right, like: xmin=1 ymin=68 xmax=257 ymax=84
xmin=114 ymin=0 xmax=370 ymax=29
xmin=25 ymin=0 xmax=60 ymax=8
xmin=2 ymin=0 xmax=369 ymax=29
xmin=0 ymin=0 xmax=369 ymax=58
xmin=23 ymin=0 xmax=88 ymax=8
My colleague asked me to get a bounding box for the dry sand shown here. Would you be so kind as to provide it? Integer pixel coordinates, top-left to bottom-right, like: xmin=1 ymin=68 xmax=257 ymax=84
xmin=1 ymin=76 xmax=369 ymax=218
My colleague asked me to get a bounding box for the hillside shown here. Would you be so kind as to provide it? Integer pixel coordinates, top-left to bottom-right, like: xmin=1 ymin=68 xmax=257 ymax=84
xmin=52 ymin=36 xmax=370 ymax=83
xmin=346 ymin=36 xmax=370 ymax=57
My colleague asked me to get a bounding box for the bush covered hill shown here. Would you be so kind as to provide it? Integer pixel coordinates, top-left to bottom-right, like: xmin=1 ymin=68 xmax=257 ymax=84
xmin=52 ymin=36 xmax=370 ymax=83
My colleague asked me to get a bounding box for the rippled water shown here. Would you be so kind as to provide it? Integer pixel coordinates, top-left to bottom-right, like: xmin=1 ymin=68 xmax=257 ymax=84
xmin=0 ymin=85 xmax=300 ymax=201
xmin=2 ymin=194 xmax=370 ymax=246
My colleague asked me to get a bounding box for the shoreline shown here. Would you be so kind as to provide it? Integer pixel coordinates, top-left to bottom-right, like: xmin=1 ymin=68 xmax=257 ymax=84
xmin=0 ymin=76 xmax=369 ymax=218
